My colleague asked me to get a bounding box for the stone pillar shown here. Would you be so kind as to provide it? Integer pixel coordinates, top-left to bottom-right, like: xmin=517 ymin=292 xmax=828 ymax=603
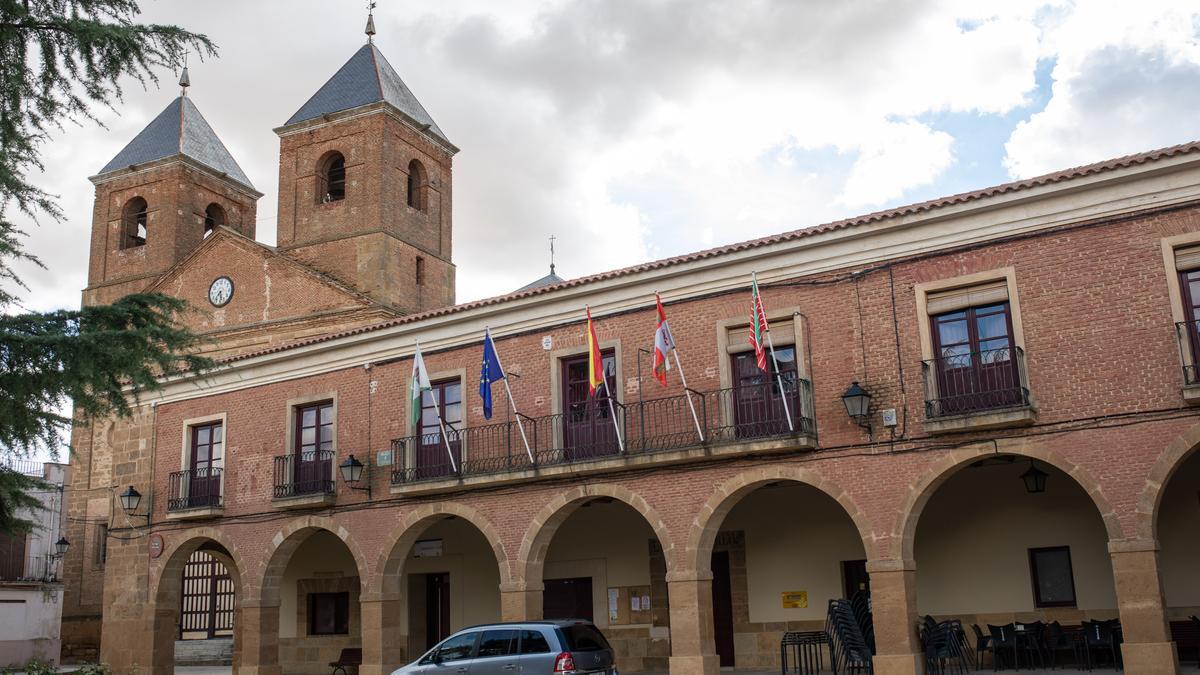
xmin=665 ymin=571 xmax=720 ymax=675
xmin=238 ymin=604 xmax=281 ymax=675
xmin=500 ymin=582 xmax=544 ymax=622
xmin=360 ymin=595 xmax=405 ymax=675
xmin=867 ymin=559 xmax=922 ymax=675
xmin=1110 ymin=539 xmax=1180 ymax=675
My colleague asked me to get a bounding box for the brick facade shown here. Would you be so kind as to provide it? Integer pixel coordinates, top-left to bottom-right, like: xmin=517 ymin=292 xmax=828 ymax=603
xmin=58 ymin=38 xmax=1200 ymax=675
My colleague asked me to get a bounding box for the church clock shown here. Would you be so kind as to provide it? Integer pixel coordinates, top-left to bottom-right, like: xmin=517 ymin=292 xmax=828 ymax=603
xmin=208 ymin=276 xmax=234 ymax=307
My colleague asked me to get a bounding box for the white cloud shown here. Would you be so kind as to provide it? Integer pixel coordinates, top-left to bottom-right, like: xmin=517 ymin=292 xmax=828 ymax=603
xmin=1004 ymin=1 xmax=1200 ymax=177
xmin=7 ymin=0 xmax=1200 ymax=312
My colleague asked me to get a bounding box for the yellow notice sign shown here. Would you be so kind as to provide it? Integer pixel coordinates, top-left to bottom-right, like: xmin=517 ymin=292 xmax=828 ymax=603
xmin=781 ymin=591 xmax=808 ymax=608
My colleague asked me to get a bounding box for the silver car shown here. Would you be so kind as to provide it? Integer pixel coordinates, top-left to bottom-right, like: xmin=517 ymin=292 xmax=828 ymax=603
xmin=391 ymin=619 xmax=617 ymax=675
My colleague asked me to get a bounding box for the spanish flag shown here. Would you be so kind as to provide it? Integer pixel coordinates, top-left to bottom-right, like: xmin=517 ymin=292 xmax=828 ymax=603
xmin=586 ymin=306 xmax=604 ymax=394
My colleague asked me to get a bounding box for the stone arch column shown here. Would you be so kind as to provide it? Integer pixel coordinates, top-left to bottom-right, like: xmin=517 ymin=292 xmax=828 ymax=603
xmin=678 ymin=466 xmax=874 ymax=675
xmin=889 ymin=440 xmax=1159 ymax=675
xmin=148 ymin=528 xmax=247 ymax=675
xmin=246 ymin=516 xmax=372 ymax=675
xmin=365 ymin=502 xmax=509 ymax=675
xmin=514 ymin=483 xmax=673 ymax=622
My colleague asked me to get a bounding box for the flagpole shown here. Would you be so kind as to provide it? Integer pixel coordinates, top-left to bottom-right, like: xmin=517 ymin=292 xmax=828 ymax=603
xmin=416 ymin=340 xmax=458 ymax=473
xmin=430 ymin=392 xmax=458 ymax=473
xmin=602 ymin=379 xmax=626 ymax=453
xmin=753 ymin=272 xmax=795 ymax=433
xmin=487 ymin=327 xmax=534 ymax=465
xmin=670 ymin=346 xmax=705 ymax=443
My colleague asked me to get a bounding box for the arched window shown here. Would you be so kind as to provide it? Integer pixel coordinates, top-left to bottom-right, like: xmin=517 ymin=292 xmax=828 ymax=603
xmin=317 ymin=152 xmax=346 ymax=203
xmin=407 ymin=159 xmax=427 ymax=211
xmin=204 ymin=203 xmax=226 ymax=238
xmin=120 ymin=197 xmax=148 ymax=249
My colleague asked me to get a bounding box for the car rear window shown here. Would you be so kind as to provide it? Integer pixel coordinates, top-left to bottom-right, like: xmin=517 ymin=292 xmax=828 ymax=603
xmin=558 ymin=624 xmax=611 ymax=652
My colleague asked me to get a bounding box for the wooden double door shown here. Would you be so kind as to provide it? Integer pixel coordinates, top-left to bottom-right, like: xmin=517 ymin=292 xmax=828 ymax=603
xmin=561 ymin=351 xmax=619 ymax=459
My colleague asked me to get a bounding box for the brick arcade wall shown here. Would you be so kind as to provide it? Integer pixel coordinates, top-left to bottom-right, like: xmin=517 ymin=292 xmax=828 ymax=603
xmin=83 ymin=201 xmax=1200 ymax=673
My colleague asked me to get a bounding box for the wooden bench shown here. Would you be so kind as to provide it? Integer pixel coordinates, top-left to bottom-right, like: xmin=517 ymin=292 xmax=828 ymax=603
xmin=329 ymin=647 xmax=362 ymax=675
xmin=1170 ymin=618 xmax=1200 ymax=667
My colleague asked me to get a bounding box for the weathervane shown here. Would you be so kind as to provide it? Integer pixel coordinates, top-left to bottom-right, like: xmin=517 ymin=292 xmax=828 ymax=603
xmin=549 ymin=234 xmax=556 ymax=275
xmin=178 ymin=51 xmax=190 ymax=97
xmin=365 ymin=1 xmax=377 ymax=43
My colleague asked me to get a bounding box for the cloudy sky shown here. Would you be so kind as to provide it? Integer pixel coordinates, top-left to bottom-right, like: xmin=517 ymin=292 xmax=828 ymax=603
xmin=10 ymin=0 xmax=1200 ymax=311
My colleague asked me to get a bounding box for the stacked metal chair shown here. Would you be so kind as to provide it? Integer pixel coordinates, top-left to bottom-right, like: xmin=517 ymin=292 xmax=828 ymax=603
xmin=826 ymin=599 xmax=874 ymax=674
xmin=920 ymin=616 xmax=970 ymax=674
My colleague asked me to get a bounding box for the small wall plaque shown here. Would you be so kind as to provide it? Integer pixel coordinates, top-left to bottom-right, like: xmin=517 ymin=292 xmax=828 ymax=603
xmin=781 ymin=591 xmax=808 ymax=608
xmin=148 ymin=533 xmax=164 ymax=559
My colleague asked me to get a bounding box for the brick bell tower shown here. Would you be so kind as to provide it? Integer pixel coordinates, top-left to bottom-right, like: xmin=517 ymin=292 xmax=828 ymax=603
xmin=84 ymin=72 xmax=261 ymax=307
xmin=273 ymin=29 xmax=457 ymax=314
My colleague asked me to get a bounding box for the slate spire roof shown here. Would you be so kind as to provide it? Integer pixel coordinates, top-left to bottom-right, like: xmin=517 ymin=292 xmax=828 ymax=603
xmin=284 ymin=43 xmax=452 ymax=147
xmin=96 ymin=95 xmax=255 ymax=191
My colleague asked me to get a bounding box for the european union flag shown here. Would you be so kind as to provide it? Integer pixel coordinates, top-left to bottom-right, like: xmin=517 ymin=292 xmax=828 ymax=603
xmin=480 ymin=328 xmax=505 ymax=419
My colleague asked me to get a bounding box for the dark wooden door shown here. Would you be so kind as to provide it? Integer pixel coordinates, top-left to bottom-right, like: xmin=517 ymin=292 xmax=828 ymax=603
xmin=543 ymin=577 xmax=594 ymax=621
xmin=294 ymin=402 xmax=333 ymax=493
xmin=841 ymin=559 xmax=870 ymax=599
xmin=711 ymin=551 xmax=735 ymax=667
xmin=188 ymin=423 xmax=222 ymax=507
xmin=0 ymin=531 xmax=26 ymax=580
xmin=416 ymin=379 xmax=463 ymax=478
xmin=931 ymin=302 xmax=1020 ymax=414
xmin=731 ymin=347 xmax=798 ymax=438
xmin=561 ymin=351 xmax=619 ymax=460
xmin=425 ymin=573 xmax=451 ymax=650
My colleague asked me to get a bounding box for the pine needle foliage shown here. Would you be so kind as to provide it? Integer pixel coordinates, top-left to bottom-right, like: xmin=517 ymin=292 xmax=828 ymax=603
xmin=0 ymin=1 xmax=218 ymax=533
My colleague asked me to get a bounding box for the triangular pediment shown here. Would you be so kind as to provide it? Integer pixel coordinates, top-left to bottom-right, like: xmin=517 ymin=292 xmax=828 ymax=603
xmin=145 ymin=228 xmax=395 ymax=336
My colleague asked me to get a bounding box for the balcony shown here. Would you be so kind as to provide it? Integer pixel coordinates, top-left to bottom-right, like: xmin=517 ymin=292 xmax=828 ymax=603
xmin=0 ymin=554 xmax=57 ymax=584
xmin=166 ymin=467 xmax=224 ymax=520
xmin=272 ymin=450 xmax=336 ymax=508
xmin=389 ymin=380 xmax=816 ymax=490
xmin=1174 ymin=321 xmax=1200 ymax=403
xmin=921 ymin=346 xmax=1036 ymax=434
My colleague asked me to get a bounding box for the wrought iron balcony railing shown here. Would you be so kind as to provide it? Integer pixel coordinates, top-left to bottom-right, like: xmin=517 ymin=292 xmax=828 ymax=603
xmin=0 ymin=554 xmax=56 ymax=583
xmin=1175 ymin=321 xmax=1200 ymax=385
xmin=390 ymin=380 xmax=815 ymax=485
xmin=921 ymin=346 xmax=1030 ymax=418
xmin=272 ymin=450 xmax=335 ymax=498
xmin=167 ymin=467 xmax=224 ymax=511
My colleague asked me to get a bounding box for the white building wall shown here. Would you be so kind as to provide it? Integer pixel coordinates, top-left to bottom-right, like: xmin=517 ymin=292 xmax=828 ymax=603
xmin=0 ymin=461 xmax=67 ymax=668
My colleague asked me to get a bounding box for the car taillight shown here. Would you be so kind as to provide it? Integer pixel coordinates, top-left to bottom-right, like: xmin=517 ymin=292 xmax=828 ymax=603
xmin=554 ymin=651 xmax=576 ymax=672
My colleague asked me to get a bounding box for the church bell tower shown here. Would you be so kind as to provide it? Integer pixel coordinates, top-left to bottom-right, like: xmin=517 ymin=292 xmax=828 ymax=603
xmin=273 ymin=23 xmax=457 ymax=314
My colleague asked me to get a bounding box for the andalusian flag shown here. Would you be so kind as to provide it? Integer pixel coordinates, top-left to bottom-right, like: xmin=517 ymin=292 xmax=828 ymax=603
xmin=652 ymin=293 xmax=674 ymax=386
xmin=586 ymin=306 xmax=604 ymax=394
xmin=409 ymin=343 xmax=433 ymax=429
xmin=749 ymin=273 xmax=770 ymax=372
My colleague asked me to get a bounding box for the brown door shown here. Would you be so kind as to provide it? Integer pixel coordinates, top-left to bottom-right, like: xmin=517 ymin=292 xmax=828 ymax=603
xmin=188 ymin=423 xmax=222 ymax=507
xmin=561 ymin=351 xmax=619 ymax=460
xmin=425 ymin=573 xmax=451 ymax=650
xmin=711 ymin=551 xmax=735 ymax=667
xmin=730 ymin=347 xmax=799 ymax=438
xmin=543 ymin=577 xmax=594 ymax=621
xmin=294 ymin=402 xmax=333 ymax=493
xmin=841 ymin=559 xmax=870 ymax=599
xmin=415 ymin=379 xmax=463 ymax=478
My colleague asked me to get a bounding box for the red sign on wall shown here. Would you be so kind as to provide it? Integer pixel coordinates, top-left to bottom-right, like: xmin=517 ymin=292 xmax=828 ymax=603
xmin=148 ymin=533 xmax=164 ymax=559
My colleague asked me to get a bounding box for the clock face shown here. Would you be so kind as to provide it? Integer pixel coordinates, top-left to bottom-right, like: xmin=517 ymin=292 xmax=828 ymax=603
xmin=208 ymin=276 xmax=233 ymax=307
